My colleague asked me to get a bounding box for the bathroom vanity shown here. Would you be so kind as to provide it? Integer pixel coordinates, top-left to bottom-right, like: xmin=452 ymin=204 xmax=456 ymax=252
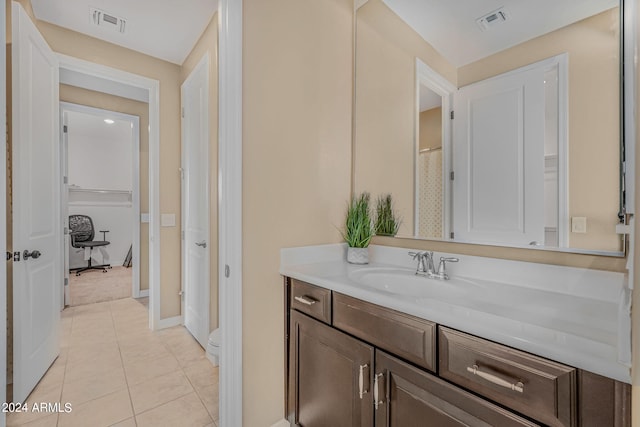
xmin=281 ymin=244 xmax=631 ymax=426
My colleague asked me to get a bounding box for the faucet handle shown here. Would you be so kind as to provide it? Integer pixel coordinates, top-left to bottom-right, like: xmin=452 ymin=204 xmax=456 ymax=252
xmin=437 ymin=257 xmax=459 ymax=280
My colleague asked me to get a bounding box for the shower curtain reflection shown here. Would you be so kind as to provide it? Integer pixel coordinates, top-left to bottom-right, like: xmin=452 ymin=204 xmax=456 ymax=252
xmin=417 ymin=148 xmax=443 ymax=239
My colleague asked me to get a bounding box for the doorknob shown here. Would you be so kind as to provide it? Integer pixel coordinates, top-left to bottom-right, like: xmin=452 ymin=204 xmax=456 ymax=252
xmin=195 ymin=241 xmax=207 ymax=248
xmin=23 ymin=250 xmax=41 ymax=260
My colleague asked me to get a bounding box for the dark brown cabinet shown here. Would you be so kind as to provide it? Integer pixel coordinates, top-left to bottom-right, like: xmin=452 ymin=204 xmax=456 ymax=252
xmin=288 ymin=310 xmax=374 ymax=426
xmin=375 ymin=351 xmax=538 ymax=427
xmin=284 ymin=278 xmax=631 ymax=427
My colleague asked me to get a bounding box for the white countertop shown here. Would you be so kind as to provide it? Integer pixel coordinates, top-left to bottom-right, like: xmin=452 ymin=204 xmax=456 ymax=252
xmin=280 ymin=244 xmax=632 ymax=383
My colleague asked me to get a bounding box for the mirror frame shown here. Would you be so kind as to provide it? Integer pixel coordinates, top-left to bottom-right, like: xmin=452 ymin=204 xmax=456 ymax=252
xmin=354 ymin=0 xmax=637 ymax=257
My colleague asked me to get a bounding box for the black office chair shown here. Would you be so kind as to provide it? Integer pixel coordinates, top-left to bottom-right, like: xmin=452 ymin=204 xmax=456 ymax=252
xmin=69 ymin=214 xmax=111 ymax=276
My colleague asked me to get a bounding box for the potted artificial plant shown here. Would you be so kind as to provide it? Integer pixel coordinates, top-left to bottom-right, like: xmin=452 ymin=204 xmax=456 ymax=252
xmin=374 ymin=194 xmax=401 ymax=237
xmin=342 ymin=192 xmax=373 ymax=264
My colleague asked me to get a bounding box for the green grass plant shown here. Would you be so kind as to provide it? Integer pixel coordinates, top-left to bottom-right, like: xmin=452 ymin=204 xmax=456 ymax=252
xmin=374 ymin=194 xmax=401 ymax=236
xmin=342 ymin=192 xmax=373 ymax=248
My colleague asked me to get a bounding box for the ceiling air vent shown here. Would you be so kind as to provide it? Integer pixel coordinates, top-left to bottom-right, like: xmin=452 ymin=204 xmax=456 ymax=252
xmin=476 ymin=7 xmax=510 ymax=32
xmin=90 ymin=7 xmax=126 ymax=34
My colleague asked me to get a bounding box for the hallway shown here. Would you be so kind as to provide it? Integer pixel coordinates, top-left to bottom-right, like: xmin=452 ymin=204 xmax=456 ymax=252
xmin=8 ymin=298 xmax=219 ymax=427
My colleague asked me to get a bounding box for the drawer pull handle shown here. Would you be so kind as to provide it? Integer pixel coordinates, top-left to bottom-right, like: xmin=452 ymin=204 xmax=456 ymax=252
xmin=374 ymin=373 xmax=384 ymax=410
xmin=294 ymin=295 xmax=317 ymax=306
xmin=466 ymin=364 xmax=524 ymax=393
xmin=358 ymin=364 xmax=369 ymax=399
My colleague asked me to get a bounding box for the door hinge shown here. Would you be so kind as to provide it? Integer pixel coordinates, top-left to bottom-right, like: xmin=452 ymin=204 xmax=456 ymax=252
xmin=64 ymin=227 xmax=68 ymax=235
xmin=6 ymin=251 xmax=11 ymax=261
xmin=63 ymin=176 xmax=68 ymax=184
xmin=181 ymin=231 xmax=185 ymax=240
xmin=450 ymin=171 xmax=455 ymax=181
xmin=450 ymin=110 xmax=454 ymax=120
xmin=64 ymin=277 xmax=68 ymax=287
xmin=181 ymin=107 xmax=185 ymax=118
xmin=63 ymin=125 xmax=68 ymax=133
xmin=450 ymin=232 xmax=455 ymax=239
xmin=225 ymin=264 xmax=230 ymax=278
xmin=13 ymin=251 xmax=20 ymax=262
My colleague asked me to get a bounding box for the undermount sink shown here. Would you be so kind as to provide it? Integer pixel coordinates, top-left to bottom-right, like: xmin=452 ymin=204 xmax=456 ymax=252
xmin=348 ymin=266 xmax=475 ymax=299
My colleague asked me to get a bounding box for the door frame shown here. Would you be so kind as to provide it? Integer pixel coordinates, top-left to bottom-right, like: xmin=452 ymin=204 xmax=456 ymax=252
xmin=414 ymin=59 xmax=456 ymax=240
xmin=56 ymin=54 xmax=162 ymax=330
xmin=180 ymin=53 xmax=210 ymax=347
xmin=60 ymin=102 xmax=141 ymax=302
xmin=218 ymin=0 xmax=243 ymax=425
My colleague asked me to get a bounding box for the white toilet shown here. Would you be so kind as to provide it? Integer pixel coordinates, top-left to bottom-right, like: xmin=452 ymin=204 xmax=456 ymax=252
xmin=206 ymin=328 xmax=220 ymax=367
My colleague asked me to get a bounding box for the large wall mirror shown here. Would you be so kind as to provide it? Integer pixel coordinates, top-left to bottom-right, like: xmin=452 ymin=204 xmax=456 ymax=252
xmin=354 ymin=0 xmax=632 ymax=255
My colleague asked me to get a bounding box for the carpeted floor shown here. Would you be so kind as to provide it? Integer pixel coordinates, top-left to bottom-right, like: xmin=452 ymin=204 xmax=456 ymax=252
xmin=69 ymin=266 xmax=133 ymax=306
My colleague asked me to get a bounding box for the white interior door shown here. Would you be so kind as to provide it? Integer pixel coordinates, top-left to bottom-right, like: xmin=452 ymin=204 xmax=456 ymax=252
xmin=452 ymin=65 xmax=545 ymax=246
xmin=12 ymin=2 xmax=61 ymax=403
xmin=181 ymin=54 xmax=210 ymax=348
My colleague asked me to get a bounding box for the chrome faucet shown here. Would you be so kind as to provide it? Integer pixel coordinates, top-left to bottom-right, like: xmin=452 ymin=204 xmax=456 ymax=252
xmin=408 ymin=252 xmax=459 ymax=280
xmin=434 ymin=257 xmax=459 ymax=280
xmin=408 ymin=251 xmax=435 ymax=276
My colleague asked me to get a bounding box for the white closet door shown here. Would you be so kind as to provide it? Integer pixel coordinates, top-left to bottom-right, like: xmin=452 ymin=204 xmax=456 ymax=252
xmin=181 ymin=55 xmax=210 ymax=348
xmin=12 ymin=2 xmax=61 ymax=403
xmin=453 ymin=66 xmax=545 ymax=246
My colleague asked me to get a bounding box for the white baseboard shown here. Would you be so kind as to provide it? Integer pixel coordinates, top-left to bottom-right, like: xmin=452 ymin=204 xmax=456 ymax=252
xmin=157 ymin=315 xmax=183 ymax=329
xmin=270 ymin=419 xmax=290 ymax=427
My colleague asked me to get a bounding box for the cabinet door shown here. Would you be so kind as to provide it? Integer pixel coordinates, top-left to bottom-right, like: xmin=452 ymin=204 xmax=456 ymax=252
xmin=289 ymin=310 xmax=374 ymax=427
xmin=374 ymin=351 xmax=539 ymax=427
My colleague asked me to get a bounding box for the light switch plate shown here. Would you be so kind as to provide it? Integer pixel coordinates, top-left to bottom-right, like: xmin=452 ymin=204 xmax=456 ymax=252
xmin=571 ymin=217 xmax=587 ymax=233
xmin=161 ymin=213 xmax=176 ymax=227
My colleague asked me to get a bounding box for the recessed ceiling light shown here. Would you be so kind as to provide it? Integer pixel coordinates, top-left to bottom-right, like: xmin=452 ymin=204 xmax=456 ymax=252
xmin=104 ymin=119 xmax=115 ymax=124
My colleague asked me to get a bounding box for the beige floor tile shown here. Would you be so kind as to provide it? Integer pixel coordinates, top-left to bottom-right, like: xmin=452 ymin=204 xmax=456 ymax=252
xmin=135 ymin=393 xmax=212 ymax=427
xmin=129 ymin=371 xmax=194 ymax=414
xmin=62 ymin=368 xmax=127 ymax=406
xmin=109 ymin=417 xmax=136 ymax=427
xmin=118 ymin=340 xmax=172 ymax=364
xmin=64 ymin=353 xmax=123 ymax=384
xmin=7 ymin=412 xmax=58 ymax=427
xmin=184 ymin=359 xmax=219 ymax=393
xmin=67 ymin=339 xmax=120 ymax=359
xmin=58 ymin=389 xmax=133 ymax=427
xmin=10 ymin=296 xmax=218 ymax=427
xmin=123 ymin=353 xmax=181 ymax=386
xmin=72 ymin=301 xmax=112 ymax=314
xmin=196 ymin=384 xmax=219 ymax=422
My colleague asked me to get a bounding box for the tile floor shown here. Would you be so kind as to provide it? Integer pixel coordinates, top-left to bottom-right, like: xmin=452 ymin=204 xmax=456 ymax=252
xmin=7 ymin=298 xmax=219 ymax=427
xmin=69 ymin=266 xmax=132 ymax=306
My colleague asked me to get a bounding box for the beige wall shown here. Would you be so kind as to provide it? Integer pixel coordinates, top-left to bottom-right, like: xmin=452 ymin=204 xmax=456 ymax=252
xmin=243 ymin=0 xmax=353 ymax=424
xmin=180 ymin=14 xmax=219 ymax=333
xmin=30 ymin=20 xmax=183 ymax=319
xmin=459 ymin=9 xmax=620 ymax=252
xmin=59 ymin=85 xmax=150 ymax=291
xmin=419 ymin=107 xmax=441 ymax=152
xmin=354 ymin=0 xmax=456 ymax=236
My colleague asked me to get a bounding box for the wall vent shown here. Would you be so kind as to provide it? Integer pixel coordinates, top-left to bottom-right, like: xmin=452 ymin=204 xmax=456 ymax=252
xmin=476 ymin=7 xmax=510 ymax=31
xmin=90 ymin=7 xmax=126 ymax=34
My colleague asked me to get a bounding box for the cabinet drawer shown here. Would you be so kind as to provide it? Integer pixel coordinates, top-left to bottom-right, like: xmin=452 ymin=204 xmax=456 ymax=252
xmin=290 ymin=279 xmax=331 ymax=324
xmin=333 ymin=293 xmax=436 ymax=372
xmin=439 ymin=327 xmax=576 ymax=427
xmin=376 ymin=350 xmax=540 ymax=427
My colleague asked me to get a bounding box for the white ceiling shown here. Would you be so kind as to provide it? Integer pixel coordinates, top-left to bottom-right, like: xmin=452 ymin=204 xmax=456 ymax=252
xmin=31 ymin=0 xmax=218 ymax=65
xmin=381 ymin=0 xmax=618 ymax=67
xmin=67 ymin=110 xmax=133 ymax=142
